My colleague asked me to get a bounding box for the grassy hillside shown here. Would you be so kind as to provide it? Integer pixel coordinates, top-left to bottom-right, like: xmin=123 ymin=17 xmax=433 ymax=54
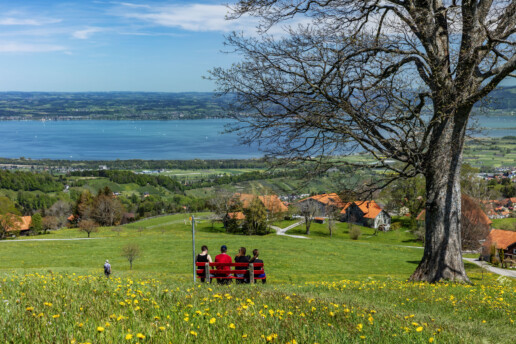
xmin=0 ymin=214 xmax=514 ymax=343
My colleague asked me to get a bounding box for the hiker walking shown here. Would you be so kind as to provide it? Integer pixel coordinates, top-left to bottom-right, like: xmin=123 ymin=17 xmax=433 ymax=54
xmin=104 ymin=260 xmax=111 ymax=278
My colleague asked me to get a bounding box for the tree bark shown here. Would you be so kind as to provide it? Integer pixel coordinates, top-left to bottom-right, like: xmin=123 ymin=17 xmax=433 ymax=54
xmin=410 ymin=107 xmax=471 ymax=283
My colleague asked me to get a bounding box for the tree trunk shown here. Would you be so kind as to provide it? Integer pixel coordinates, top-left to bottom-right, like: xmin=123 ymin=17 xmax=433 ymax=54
xmin=410 ymin=107 xmax=471 ymax=283
xmin=305 ymin=219 xmax=311 ymax=235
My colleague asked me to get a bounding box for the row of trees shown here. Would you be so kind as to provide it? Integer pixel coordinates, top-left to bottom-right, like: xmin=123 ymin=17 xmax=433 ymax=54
xmin=0 ymin=170 xmax=63 ymax=192
xmin=70 ymin=170 xmax=183 ymax=192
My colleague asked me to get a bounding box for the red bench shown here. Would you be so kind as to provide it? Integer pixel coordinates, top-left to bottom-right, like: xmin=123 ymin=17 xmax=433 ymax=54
xmin=195 ymin=262 xmax=265 ymax=283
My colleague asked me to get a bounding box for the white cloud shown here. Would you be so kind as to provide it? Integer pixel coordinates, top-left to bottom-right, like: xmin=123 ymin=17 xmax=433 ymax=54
xmin=0 ymin=17 xmax=61 ymax=26
xmin=119 ymin=4 xmax=257 ymax=33
xmin=73 ymin=27 xmax=105 ymax=39
xmin=0 ymin=42 xmax=67 ymax=53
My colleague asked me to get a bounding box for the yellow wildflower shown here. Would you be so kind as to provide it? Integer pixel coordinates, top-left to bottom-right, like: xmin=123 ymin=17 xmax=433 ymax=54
xmin=97 ymin=327 xmax=104 ymax=332
xmin=229 ymin=323 xmax=236 ymax=329
xmin=209 ymin=317 xmax=216 ymax=324
xmin=125 ymin=334 xmax=133 ymax=340
xmin=136 ymin=333 xmax=145 ymax=339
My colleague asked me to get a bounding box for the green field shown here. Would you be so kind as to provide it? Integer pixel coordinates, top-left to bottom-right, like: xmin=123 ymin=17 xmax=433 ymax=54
xmin=0 ymin=214 xmax=514 ymax=343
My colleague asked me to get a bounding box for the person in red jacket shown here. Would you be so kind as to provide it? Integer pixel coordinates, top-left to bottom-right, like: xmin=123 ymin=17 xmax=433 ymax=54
xmin=215 ymin=245 xmax=232 ymax=284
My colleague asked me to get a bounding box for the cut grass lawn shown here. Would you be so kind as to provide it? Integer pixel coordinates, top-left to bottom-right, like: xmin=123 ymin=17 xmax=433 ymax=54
xmin=0 ymin=213 xmax=514 ymax=343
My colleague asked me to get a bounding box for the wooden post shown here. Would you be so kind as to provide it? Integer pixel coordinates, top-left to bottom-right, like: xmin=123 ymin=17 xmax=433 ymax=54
xmin=249 ymin=263 xmax=254 ymax=284
xmin=205 ymin=263 xmax=210 ymax=283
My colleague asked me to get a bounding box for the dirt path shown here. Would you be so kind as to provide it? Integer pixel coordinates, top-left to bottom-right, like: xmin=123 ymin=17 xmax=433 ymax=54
xmin=463 ymin=258 xmax=516 ymax=278
xmin=270 ymin=220 xmax=309 ymax=239
xmin=0 ymin=238 xmax=104 ymax=243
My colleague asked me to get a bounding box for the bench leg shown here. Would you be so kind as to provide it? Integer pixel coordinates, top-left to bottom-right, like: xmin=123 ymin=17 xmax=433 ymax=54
xmin=249 ymin=263 xmax=254 ymax=284
xmin=205 ymin=263 xmax=210 ymax=283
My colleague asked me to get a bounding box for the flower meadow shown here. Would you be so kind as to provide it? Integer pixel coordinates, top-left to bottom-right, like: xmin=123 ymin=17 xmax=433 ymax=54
xmin=0 ymin=272 xmax=514 ymax=343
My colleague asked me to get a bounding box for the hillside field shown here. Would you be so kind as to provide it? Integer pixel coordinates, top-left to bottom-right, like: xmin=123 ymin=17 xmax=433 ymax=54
xmin=0 ymin=214 xmax=514 ymax=343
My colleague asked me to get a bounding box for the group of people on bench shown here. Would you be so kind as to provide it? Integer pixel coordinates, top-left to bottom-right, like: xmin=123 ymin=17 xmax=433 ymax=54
xmin=196 ymin=244 xmax=266 ymax=284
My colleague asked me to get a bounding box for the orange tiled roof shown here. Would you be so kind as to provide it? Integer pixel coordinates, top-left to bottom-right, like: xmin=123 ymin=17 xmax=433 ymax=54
xmin=4 ymin=215 xmax=32 ymax=232
xmin=341 ymin=201 xmax=384 ymax=219
xmin=300 ymin=193 xmax=345 ymax=208
xmin=227 ymin=212 xmax=245 ymax=220
xmin=235 ymin=194 xmax=288 ymax=213
xmin=483 ymin=229 xmax=516 ymax=250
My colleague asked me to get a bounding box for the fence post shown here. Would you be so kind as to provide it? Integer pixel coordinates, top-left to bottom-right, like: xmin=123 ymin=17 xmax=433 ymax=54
xmin=249 ymin=263 xmax=254 ymax=284
xmin=205 ymin=263 xmax=210 ymax=283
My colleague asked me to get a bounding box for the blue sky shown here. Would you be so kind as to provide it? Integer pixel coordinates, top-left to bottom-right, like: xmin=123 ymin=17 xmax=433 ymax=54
xmin=0 ymin=0 xmax=257 ymax=92
xmin=0 ymin=1 xmax=514 ymax=92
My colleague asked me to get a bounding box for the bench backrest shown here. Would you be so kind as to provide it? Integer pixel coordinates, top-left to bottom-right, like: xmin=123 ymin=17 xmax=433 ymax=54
xmin=195 ymin=262 xmax=265 ymax=283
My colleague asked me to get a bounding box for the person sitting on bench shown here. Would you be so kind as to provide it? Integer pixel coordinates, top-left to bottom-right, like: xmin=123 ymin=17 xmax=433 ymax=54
xmin=250 ymin=249 xmax=266 ymax=284
xmin=215 ymin=245 xmax=232 ymax=284
xmin=195 ymin=245 xmax=212 ymax=283
xmin=234 ymin=247 xmax=250 ymax=284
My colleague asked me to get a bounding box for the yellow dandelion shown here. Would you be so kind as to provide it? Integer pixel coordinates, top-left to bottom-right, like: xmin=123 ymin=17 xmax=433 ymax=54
xmin=125 ymin=334 xmax=133 ymax=340
xmin=429 ymin=338 xmax=434 ymax=343
xmin=229 ymin=323 xmax=236 ymax=329
xmin=159 ymin=326 xmax=165 ymax=331
xmin=209 ymin=317 xmax=216 ymax=324
xmin=136 ymin=333 xmax=145 ymax=339
xmin=26 ymin=307 xmax=34 ymax=312
xmin=52 ymin=314 xmax=60 ymax=319
xmin=242 ymin=334 xmax=248 ymax=339
xmin=97 ymin=327 xmax=104 ymax=332
xmin=190 ymin=331 xmax=197 ymax=337
xmin=416 ymin=327 xmax=423 ymax=332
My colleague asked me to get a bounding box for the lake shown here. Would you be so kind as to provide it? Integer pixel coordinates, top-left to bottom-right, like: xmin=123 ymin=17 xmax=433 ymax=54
xmin=0 ymin=116 xmax=515 ymax=160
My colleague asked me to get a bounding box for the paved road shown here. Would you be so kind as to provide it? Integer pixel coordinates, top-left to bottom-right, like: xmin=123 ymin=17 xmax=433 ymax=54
xmin=0 ymin=238 xmax=104 ymax=243
xmin=463 ymin=258 xmax=516 ymax=278
xmin=270 ymin=220 xmax=309 ymax=239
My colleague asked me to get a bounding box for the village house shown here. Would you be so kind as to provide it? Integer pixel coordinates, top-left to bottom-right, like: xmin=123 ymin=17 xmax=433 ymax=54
xmin=297 ymin=193 xmax=345 ymax=217
xmin=481 ymin=229 xmax=516 ymax=261
xmin=340 ymin=201 xmax=391 ymax=230
xmin=226 ymin=193 xmax=289 ymax=221
xmin=4 ymin=215 xmax=32 ymax=236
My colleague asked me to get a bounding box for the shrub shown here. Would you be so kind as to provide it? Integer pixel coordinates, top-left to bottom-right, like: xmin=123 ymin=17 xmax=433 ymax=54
xmin=390 ymin=222 xmax=402 ymax=231
xmin=349 ymin=225 xmax=361 ymax=240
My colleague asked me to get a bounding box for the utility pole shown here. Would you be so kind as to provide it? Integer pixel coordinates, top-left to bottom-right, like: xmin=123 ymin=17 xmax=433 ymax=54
xmin=192 ymin=215 xmax=195 ymax=283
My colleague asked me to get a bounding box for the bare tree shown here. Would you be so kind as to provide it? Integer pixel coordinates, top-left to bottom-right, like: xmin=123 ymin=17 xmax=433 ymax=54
xmin=121 ymin=243 xmax=140 ymax=270
xmin=211 ymin=1 xmax=516 ymax=282
xmin=78 ymin=219 xmax=98 ymax=238
xmin=297 ymin=201 xmax=318 ymax=235
xmin=42 ymin=216 xmax=59 ymax=234
xmin=47 ymin=200 xmax=73 ymax=228
xmin=326 ymin=204 xmax=341 ymax=238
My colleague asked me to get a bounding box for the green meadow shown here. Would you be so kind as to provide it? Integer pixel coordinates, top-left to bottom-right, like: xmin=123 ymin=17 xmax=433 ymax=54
xmin=0 ymin=214 xmax=514 ymax=343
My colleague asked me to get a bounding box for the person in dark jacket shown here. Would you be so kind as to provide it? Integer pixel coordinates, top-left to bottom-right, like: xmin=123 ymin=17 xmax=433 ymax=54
xmin=234 ymin=247 xmax=250 ymax=284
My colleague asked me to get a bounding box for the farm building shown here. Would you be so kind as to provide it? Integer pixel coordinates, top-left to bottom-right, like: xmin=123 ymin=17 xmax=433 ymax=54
xmin=4 ymin=215 xmax=32 ymax=236
xmin=340 ymin=201 xmax=391 ymax=230
xmin=233 ymin=193 xmax=289 ymax=214
xmin=481 ymin=229 xmax=516 ymax=261
xmin=297 ymin=193 xmax=345 ymax=217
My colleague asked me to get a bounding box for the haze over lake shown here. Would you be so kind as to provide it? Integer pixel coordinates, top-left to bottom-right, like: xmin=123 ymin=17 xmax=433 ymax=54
xmin=0 ymin=116 xmax=514 ymax=160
